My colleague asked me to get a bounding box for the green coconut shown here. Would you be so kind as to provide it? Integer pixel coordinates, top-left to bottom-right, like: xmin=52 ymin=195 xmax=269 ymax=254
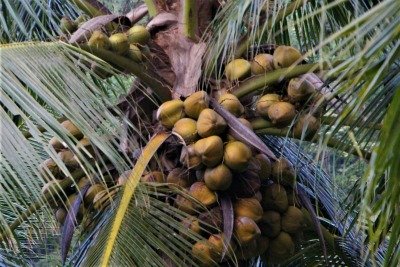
xmin=183 ymin=91 xmax=209 ymax=119
xmin=194 ymin=136 xmax=224 ymax=167
xmin=126 ymin=44 xmax=143 ymax=62
xmin=218 ymin=93 xmax=244 ymax=117
xmin=109 ymin=33 xmax=129 ymax=55
xmin=60 ymin=17 xmax=77 ymax=34
xmin=223 ymin=141 xmax=252 ymax=172
xmin=196 ymin=108 xmax=227 ymax=137
xmin=173 ymin=118 xmax=198 ymax=144
xmin=156 ymin=99 xmax=185 ymax=129
xmin=256 ymin=94 xmax=280 ymax=117
xmin=273 ymin=45 xmax=302 ymax=68
xmin=251 ymin=53 xmax=274 ymax=75
xmin=204 ymin=164 xmax=232 ymax=191
xmin=225 ymin=59 xmax=251 ymax=81
xmin=180 ymin=144 xmax=203 ymax=170
xmin=127 ymin=25 xmax=150 ymax=45
xmin=88 ymin=30 xmax=111 ymax=49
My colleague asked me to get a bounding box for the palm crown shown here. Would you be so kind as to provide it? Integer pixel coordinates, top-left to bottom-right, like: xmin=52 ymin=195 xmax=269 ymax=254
xmin=0 ymin=0 xmax=399 ymax=266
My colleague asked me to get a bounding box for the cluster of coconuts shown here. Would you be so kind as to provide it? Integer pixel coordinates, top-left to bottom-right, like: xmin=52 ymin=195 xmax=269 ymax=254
xmin=154 ymin=91 xmax=305 ymax=265
xmin=225 ymin=45 xmax=322 ymax=139
xmin=39 ymin=120 xmax=118 ymax=225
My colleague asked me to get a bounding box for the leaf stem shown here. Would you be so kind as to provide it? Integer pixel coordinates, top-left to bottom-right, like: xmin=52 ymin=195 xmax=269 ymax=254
xmin=67 ymin=0 xmax=110 ymax=17
xmin=182 ymin=0 xmax=198 ymax=40
xmin=144 ymin=0 xmax=158 ymax=17
xmin=233 ymin=62 xmax=339 ymax=99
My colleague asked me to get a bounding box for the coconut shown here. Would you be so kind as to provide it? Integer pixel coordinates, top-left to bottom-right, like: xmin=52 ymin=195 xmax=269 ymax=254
xmin=256 ymin=236 xmax=270 ymax=255
xmin=286 ymin=190 xmax=298 ymax=206
xmin=259 ymin=210 xmax=281 ymax=238
xmin=58 ymin=150 xmax=79 ymax=167
xmin=88 ymin=30 xmax=110 ymax=50
xmin=208 ymin=233 xmax=236 ymax=260
xmin=184 ymin=91 xmax=209 ymax=119
xmin=251 ymin=53 xmax=274 ymax=75
xmin=273 ymin=46 xmax=302 ymax=69
xmin=75 ymin=14 xmax=89 ymax=26
xmin=175 ymin=193 xmax=196 ymax=215
xmin=49 ymin=120 xmax=83 ymax=150
xmin=173 ymin=118 xmax=198 ymax=144
xmin=194 ymin=136 xmax=224 ymax=167
xmin=180 ymin=144 xmax=203 ymax=170
xmin=141 ymin=171 xmax=164 ymax=183
xmin=234 ymin=198 xmax=263 ymax=222
xmin=196 ymin=109 xmax=227 ymax=138
xmin=261 ymin=183 xmax=288 ymax=213
xmin=76 ymin=137 xmax=94 ymax=155
xmin=271 ymin=157 xmax=296 ymax=187
xmin=267 ymin=101 xmax=296 ymax=126
xmin=55 ymin=208 xmax=67 ymax=224
xmin=126 ymin=44 xmax=143 ymax=62
xmin=287 ymin=76 xmax=316 ymax=102
xmin=236 ymin=238 xmax=258 ymax=260
xmin=256 ymin=94 xmax=280 ymax=117
xmin=189 ymin=182 xmax=217 ymax=207
xmin=192 ymin=240 xmax=218 ymax=266
xmin=218 ymin=93 xmax=244 ymax=117
xmin=293 ymin=114 xmax=320 ymax=139
xmin=60 ymin=17 xmax=77 ymax=34
xmin=281 ymin=206 xmax=304 ymax=233
xmin=127 ymin=25 xmax=150 ymax=45
xmin=268 ymin=232 xmax=295 ymax=262
xmin=223 ymin=141 xmax=252 ymax=172
xmin=204 ymin=164 xmax=232 ymax=191
xmin=156 ymin=99 xmax=185 ymax=129
xmin=167 ymin=168 xmax=194 ymax=188
xmin=83 ymin=184 xmax=105 ymax=206
xmin=93 ymin=189 xmax=117 ymax=211
xmin=234 ymin=216 xmax=261 ymax=245
xmin=225 ymin=59 xmax=251 ymax=81
xmin=180 ymin=216 xmax=202 ymax=239
xmin=254 ymin=191 xmax=263 ymax=202
xmin=255 ymin=154 xmax=272 ymax=180
xmin=109 ymin=33 xmax=129 ymax=55
xmin=42 ymin=180 xmax=64 ymax=207
xmin=39 ymin=158 xmax=61 ymax=178
xmin=65 ymin=193 xmax=85 ymax=217
xmin=117 ymin=170 xmax=131 ymax=186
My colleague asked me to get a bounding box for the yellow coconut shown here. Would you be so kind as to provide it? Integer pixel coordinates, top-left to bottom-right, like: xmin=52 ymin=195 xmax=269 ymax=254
xmin=174 ymin=194 xmax=196 ymax=215
xmin=234 ymin=216 xmax=261 ymax=245
xmin=189 ymin=182 xmax=217 ymax=207
xmin=256 ymin=94 xmax=280 ymax=117
xmin=273 ymin=46 xmax=302 ymax=69
xmin=183 ymin=91 xmax=209 ymax=119
xmin=196 ymin=108 xmax=227 ymax=138
xmin=39 ymin=158 xmax=61 ymax=178
xmin=261 ymin=183 xmax=288 ymax=213
xmin=180 ymin=144 xmax=203 ymax=170
xmin=194 ymin=136 xmax=224 ymax=167
xmin=204 ymin=164 xmax=232 ymax=191
xmin=287 ymin=76 xmax=316 ymax=102
xmin=267 ymin=101 xmax=296 ymax=126
xmin=234 ymin=198 xmax=263 ymax=222
xmin=293 ymin=114 xmax=320 ymax=139
xmin=49 ymin=120 xmax=83 ymax=149
xmin=259 ymin=210 xmax=281 ymax=238
xmin=173 ymin=118 xmax=198 ymax=143
xmin=76 ymin=137 xmax=94 ymax=155
xmin=156 ymin=99 xmax=185 ymax=129
xmin=141 ymin=171 xmax=164 ymax=183
xmin=127 ymin=25 xmax=150 ymax=45
xmin=58 ymin=150 xmax=79 ymax=167
xmin=251 ymin=53 xmax=274 ymax=75
xmin=126 ymin=44 xmax=143 ymax=62
xmin=271 ymin=157 xmax=296 ymax=187
xmin=268 ymin=232 xmax=295 ymax=262
xmin=88 ymin=30 xmax=111 ymax=50
xmin=281 ymin=206 xmax=304 ymax=233
xmin=223 ymin=141 xmax=252 ymax=172
xmin=109 ymin=33 xmax=129 ymax=55
xmin=225 ymin=59 xmax=251 ymax=81
xmin=218 ymin=93 xmax=244 ymax=117
xmin=255 ymin=154 xmax=272 ymax=180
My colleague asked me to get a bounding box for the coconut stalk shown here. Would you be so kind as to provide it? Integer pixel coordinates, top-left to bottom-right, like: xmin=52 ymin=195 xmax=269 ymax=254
xmin=182 ymin=0 xmax=198 ymax=40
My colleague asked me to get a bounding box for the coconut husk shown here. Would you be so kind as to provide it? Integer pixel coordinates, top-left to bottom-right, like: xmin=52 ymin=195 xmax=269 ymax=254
xmin=174 ymin=194 xmax=197 ymax=215
xmin=180 ymin=144 xmax=203 ymax=170
xmin=55 ymin=208 xmax=68 ymax=224
xmin=127 ymin=25 xmax=150 ymax=45
xmin=83 ymin=184 xmax=105 ymax=206
xmin=87 ymin=30 xmax=110 ymax=49
xmin=287 ymin=75 xmax=316 ymax=102
xmin=229 ymin=159 xmax=261 ymax=198
xmin=109 ymin=33 xmax=129 ymax=55
xmin=198 ymin=206 xmax=223 ymax=234
xmin=255 ymin=153 xmax=272 ymax=180
xmin=127 ymin=44 xmax=143 ymax=62
xmin=192 ymin=240 xmax=218 ymax=266
xmin=293 ymin=114 xmax=320 ymax=139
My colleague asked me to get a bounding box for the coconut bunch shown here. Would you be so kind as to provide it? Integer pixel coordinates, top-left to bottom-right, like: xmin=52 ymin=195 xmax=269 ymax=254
xmin=153 ymin=91 xmax=308 ymax=265
xmin=225 ymin=45 xmax=322 ymax=139
xmin=39 ymin=120 xmax=118 ymax=225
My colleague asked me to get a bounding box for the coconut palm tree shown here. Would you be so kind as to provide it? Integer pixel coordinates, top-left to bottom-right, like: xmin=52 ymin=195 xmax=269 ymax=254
xmin=0 ymin=0 xmax=399 ymax=266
